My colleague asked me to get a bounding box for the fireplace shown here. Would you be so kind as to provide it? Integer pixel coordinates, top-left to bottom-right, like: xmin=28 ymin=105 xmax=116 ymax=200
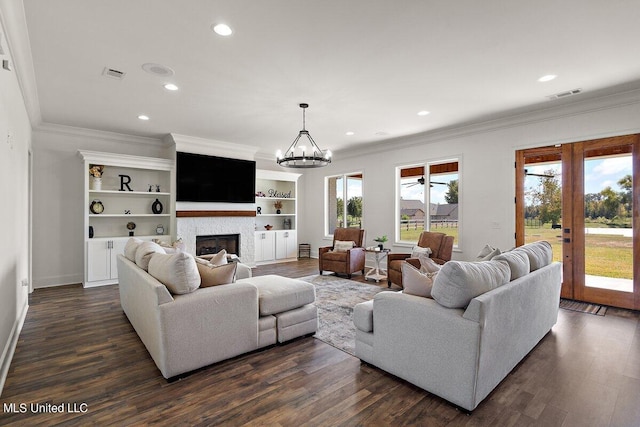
xmin=196 ymin=234 xmax=240 ymax=256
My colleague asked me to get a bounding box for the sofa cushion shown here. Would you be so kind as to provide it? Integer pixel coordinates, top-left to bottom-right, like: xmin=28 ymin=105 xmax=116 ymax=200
xmin=333 ymin=240 xmax=355 ymax=252
xmin=124 ymin=237 xmax=143 ymax=262
xmin=322 ymin=251 xmax=347 ymax=262
xmin=476 ymin=244 xmax=496 ymax=259
xmin=195 ymin=260 xmax=236 ymax=287
xmin=402 ymin=262 xmax=435 ymax=298
xmin=148 ymin=252 xmax=201 ymax=294
xmin=248 ymin=275 xmax=316 ymax=316
xmin=135 ymin=241 xmax=165 ymax=271
xmin=515 ymin=241 xmax=552 ymax=271
xmin=493 ymin=251 xmax=530 ymax=281
xmin=431 ymin=260 xmax=511 ymax=308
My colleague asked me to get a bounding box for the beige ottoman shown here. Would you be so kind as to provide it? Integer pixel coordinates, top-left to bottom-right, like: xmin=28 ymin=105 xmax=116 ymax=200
xmin=250 ymin=275 xmax=318 ymax=343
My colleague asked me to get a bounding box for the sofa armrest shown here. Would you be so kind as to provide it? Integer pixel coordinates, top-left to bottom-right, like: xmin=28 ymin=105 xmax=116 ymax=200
xmin=387 ymin=253 xmax=410 ymax=263
xmin=158 ymin=282 xmax=259 ymax=378
xmin=354 ymin=300 xmax=374 ymax=332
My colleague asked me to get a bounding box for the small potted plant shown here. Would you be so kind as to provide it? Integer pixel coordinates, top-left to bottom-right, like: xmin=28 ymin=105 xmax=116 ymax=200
xmin=89 ymin=164 xmax=105 ymax=190
xmin=273 ymin=200 xmax=283 ymax=214
xmin=374 ymin=235 xmax=388 ymax=250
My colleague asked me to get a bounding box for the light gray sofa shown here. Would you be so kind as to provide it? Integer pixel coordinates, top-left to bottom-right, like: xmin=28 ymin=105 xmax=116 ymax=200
xmin=353 ymin=241 xmax=561 ymax=411
xmin=117 ymin=254 xmax=317 ymax=379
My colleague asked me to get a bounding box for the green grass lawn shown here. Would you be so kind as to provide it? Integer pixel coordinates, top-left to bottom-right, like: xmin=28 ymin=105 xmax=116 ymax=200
xmin=525 ymin=226 xmax=633 ymax=279
xmin=399 ymin=224 xmax=633 ymax=279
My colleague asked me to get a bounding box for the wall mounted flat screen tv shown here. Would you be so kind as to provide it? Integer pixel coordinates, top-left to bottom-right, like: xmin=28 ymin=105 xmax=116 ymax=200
xmin=176 ymin=152 xmax=256 ymax=203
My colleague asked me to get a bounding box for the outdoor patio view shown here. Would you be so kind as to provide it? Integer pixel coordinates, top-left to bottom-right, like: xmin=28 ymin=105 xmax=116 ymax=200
xmin=525 ymin=154 xmax=633 ymax=292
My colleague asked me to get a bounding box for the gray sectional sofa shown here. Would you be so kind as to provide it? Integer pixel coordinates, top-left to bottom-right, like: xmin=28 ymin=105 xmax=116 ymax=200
xmin=117 ymin=251 xmax=317 ymax=379
xmin=353 ymin=241 xmax=561 ymax=411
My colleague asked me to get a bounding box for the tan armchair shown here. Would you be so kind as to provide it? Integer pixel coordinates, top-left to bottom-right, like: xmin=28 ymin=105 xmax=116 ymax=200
xmin=387 ymin=231 xmax=454 ymax=288
xmin=319 ymin=228 xmax=366 ymax=279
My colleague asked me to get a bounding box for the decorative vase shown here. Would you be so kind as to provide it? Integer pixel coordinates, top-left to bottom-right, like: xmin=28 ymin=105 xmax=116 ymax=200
xmin=276 ymin=209 xmax=281 ymax=214
xmin=152 ymin=198 xmax=163 ymax=214
xmin=90 ymin=176 xmax=102 ymax=190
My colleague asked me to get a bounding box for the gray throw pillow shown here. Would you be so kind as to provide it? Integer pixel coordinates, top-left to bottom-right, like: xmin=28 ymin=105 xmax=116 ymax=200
xmin=431 ymin=260 xmax=511 ymax=308
xmin=493 ymin=251 xmax=530 ymax=281
xmin=515 ymin=241 xmax=552 ymax=271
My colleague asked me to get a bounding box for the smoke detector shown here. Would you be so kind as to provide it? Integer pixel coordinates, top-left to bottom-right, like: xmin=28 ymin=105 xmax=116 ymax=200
xmin=142 ymin=63 xmax=175 ymax=77
xmin=102 ymin=67 xmax=126 ymax=80
xmin=547 ymin=88 xmax=582 ymax=100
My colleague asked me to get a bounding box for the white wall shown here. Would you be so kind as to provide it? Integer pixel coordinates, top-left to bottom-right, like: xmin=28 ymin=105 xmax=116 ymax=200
xmin=31 ymin=127 xmax=171 ymax=287
xmin=0 ymin=7 xmax=32 ymax=394
xmin=299 ymin=90 xmax=640 ymax=261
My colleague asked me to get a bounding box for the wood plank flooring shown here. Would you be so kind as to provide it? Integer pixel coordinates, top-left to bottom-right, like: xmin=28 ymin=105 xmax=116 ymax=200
xmin=1 ymin=258 xmax=640 ymax=426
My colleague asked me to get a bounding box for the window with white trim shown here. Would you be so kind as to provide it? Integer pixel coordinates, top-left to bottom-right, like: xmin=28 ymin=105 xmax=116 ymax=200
xmin=326 ymin=172 xmax=363 ymax=235
xmin=397 ymin=160 xmax=459 ymax=246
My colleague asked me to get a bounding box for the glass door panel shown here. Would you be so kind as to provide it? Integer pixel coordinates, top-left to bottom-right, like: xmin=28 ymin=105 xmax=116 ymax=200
xmin=524 ymin=162 xmax=563 ymax=264
xmin=582 ymin=152 xmax=633 ymax=293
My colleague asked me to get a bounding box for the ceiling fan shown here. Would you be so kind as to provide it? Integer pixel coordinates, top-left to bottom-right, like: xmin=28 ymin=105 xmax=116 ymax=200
xmin=524 ymin=169 xmax=556 ymax=178
xmin=402 ymin=176 xmax=447 ymax=187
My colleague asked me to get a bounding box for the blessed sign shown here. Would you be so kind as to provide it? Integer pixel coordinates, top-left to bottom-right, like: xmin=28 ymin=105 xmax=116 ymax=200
xmin=267 ymin=189 xmax=292 ymax=198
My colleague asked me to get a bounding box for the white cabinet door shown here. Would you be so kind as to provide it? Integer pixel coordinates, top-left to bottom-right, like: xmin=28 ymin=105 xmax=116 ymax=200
xmin=87 ymin=240 xmax=110 ymax=282
xmin=110 ymin=239 xmax=128 ymax=279
xmin=255 ymin=231 xmax=275 ymax=262
xmin=276 ymin=230 xmax=297 ymax=259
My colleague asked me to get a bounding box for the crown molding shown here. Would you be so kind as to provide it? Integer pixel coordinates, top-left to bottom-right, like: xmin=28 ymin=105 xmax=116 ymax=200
xmin=166 ymin=133 xmax=259 ymax=160
xmin=34 ymin=122 xmax=164 ymax=146
xmin=335 ymin=86 xmax=640 ymax=161
xmin=0 ymin=0 xmax=42 ymax=126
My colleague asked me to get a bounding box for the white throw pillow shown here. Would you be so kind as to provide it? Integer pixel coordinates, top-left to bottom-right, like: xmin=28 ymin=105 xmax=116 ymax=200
xmin=479 ymin=247 xmax=501 ymax=261
xmin=419 ymin=257 xmax=442 ymax=274
xmin=197 ymin=249 xmax=228 ymax=266
xmin=333 ymin=240 xmax=355 ymax=252
xmin=431 ymin=260 xmax=511 ymax=308
xmin=124 ymin=237 xmax=143 ymax=262
xmin=410 ymin=246 xmax=435 ymax=271
xmin=402 ymin=262 xmax=436 ymax=298
xmin=476 ymin=244 xmax=496 ymax=259
xmin=148 ymin=252 xmax=201 ymax=294
xmin=135 ymin=241 xmax=165 ymax=271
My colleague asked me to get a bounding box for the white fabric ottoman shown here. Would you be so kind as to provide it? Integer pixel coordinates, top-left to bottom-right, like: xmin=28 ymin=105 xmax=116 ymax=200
xmin=249 ymin=275 xmax=318 ymax=343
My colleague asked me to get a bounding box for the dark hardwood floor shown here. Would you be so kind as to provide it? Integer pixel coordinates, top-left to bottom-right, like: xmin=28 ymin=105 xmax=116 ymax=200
xmin=1 ymin=258 xmax=640 ymax=426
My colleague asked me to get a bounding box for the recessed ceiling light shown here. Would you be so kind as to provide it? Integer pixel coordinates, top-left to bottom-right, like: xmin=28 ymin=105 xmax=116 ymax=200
xmin=212 ymin=23 xmax=233 ymax=36
xmin=538 ymin=74 xmax=557 ymax=82
xmin=345 ymin=131 xmax=355 ymax=136
xmin=417 ymin=110 xmax=430 ymax=116
xmin=164 ymin=83 xmax=179 ymax=91
xmin=137 ymin=115 xmax=150 ymax=121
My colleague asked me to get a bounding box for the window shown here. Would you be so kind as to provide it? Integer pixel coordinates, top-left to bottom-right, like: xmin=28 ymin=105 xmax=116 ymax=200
xmin=326 ymin=172 xmax=363 ymax=235
xmin=397 ymin=160 xmax=459 ymax=246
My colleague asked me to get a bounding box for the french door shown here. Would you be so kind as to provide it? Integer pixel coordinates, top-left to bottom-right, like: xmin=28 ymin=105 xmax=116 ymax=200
xmin=516 ymin=134 xmax=640 ymax=310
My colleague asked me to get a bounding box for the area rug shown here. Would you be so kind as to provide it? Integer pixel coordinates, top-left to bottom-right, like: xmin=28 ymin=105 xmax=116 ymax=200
xmin=298 ymin=275 xmax=393 ymax=355
xmin=560 ymin=298 xmax=607 ymax=316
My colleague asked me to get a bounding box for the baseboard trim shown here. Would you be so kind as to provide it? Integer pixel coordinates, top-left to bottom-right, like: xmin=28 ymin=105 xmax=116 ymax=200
xmin=0 ymin=299 xmax=28 ymax=397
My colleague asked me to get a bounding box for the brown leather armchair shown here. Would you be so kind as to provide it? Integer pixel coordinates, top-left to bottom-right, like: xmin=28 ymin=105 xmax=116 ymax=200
xmin=319 ymin=228 xmax=366 ymax=278
xmin=387 ymin=231 xmax=454 ymax=288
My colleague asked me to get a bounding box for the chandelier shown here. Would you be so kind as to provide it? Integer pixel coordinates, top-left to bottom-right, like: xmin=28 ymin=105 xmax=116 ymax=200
xmin=276 ymin=103 xmax=332 ymax=168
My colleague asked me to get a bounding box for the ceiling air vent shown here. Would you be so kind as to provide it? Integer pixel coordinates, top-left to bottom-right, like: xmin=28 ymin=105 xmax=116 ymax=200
xmin=547 ymin=88 xmax=582 ymax=100
xmin=102 ymin=67 xmax=126 ymax=80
